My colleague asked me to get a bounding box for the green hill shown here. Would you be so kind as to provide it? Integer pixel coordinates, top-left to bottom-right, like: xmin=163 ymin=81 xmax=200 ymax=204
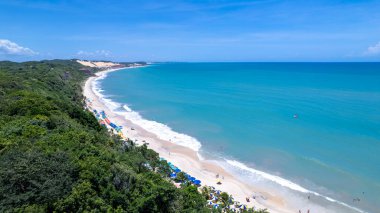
xmin=0 ymin=60 xmax=208 ymax=212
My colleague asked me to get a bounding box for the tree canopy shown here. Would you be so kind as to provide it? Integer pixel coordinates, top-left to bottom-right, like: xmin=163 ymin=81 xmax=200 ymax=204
xmin=0 ymin=60 xmax=207 ymax=212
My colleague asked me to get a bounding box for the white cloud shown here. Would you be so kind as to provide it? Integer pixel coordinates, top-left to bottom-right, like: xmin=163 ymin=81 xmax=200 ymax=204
xmin=364 ymin=42 xmax=380 ymax=55
xmin=0 ymin=39 xmax=38 ymax=55
xmin=76 ymin=50 xmax=112 ymax=58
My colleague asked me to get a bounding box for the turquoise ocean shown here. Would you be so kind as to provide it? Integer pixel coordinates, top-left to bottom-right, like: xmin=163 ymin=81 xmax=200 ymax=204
xmin=96 ymin=63 xmax=380 ymax=213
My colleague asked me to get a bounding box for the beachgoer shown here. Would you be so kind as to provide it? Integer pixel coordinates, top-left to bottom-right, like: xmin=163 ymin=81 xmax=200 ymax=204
xmin=246 ymin=197 xmax=250 ymax=202
xmin=216 ymin=173 xmax=219 ymax=178
xmin=308 ymin=195 xmax=310 ymax=200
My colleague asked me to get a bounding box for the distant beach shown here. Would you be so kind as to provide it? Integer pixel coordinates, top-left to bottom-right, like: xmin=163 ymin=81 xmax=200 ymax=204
xmin=83 ymin=63 xmax=379 ymax=213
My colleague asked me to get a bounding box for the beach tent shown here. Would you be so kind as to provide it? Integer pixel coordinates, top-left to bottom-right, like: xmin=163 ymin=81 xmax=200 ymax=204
xmin=174 ymin=168 xmax=181 ymax=173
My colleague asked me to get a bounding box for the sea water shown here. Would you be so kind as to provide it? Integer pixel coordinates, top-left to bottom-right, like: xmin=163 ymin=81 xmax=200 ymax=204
xmin=97 ymin=63 xmax=380 ymax=213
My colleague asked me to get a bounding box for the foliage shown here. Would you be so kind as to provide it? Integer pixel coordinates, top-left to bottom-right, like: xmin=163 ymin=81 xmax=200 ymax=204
xmin=0 ymin=60 xmax=208 ymax=212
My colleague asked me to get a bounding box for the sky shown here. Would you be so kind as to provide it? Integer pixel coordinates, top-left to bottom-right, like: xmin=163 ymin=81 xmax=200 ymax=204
xmin=0 ymin=0 xmax=380 ymax=62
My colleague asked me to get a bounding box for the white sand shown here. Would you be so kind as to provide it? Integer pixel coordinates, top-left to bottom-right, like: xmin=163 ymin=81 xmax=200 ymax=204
xmin=77 ymin=60 xmax=120 ymax=68
xmin=83 ymin=68 xmax=296 ymax=213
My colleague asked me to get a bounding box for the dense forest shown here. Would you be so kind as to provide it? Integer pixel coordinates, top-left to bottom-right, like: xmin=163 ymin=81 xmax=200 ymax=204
xmin=0 ymin=60 xmax=211 ymax=212
xmin=0 ymin=60 xmax=268 ymax=213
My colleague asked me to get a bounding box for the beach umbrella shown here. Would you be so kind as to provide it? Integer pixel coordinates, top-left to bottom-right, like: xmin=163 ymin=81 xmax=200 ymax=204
xmin=193 ymin=180 xmax=201 ymax=185
xmin=188 ymin=177 xmax=196 ymax=181
xmin=174 ymin=168 xmax=181 ymax=173
xmin=216 ymin=179 xmax=222 ymax=184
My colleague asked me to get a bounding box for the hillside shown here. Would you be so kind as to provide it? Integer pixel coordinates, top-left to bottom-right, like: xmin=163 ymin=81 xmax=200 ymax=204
xmin=0 ymin=60 xmax=208 ymax=212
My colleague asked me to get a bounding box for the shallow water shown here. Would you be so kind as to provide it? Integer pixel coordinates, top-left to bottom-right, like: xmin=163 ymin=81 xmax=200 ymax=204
xmin=99 ymin=63 xmax=380 ymax=213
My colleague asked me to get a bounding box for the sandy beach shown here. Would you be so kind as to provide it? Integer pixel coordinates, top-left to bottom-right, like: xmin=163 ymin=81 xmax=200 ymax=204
xmin=83 ymin=67 xmax=295 ymax=213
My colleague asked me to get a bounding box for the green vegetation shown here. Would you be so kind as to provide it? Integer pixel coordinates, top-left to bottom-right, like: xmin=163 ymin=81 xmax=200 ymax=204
xmin=0 ymin=60 xmax=268 ymax=213
xmin=0 ymin=60 xmax=207 ymax=212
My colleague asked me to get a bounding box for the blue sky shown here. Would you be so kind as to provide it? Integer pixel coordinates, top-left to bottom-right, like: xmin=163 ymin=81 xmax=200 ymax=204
xmin=0 ymin=0 xmax=380 ymax=62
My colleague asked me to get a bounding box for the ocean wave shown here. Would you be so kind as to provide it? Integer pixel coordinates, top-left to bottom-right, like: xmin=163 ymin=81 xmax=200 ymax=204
xmin=225 ymin=159 xmax=366 ymax=213
xmin=91 ymin=73 xmax=202 ymax=151
xmin=120 ymin=105 xmax=202 ymax=151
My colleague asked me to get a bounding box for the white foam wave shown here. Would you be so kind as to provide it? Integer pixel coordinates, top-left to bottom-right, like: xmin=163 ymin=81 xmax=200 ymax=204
xmin=91 ymin=72 xmax=202 ymax=151
xmin=226 ymin=159 xmax=309 ymax=193
xmin=225 ymin=159 xmax=367 ymax=213
xmin=121 ymin=105 xmax=202 ymax=151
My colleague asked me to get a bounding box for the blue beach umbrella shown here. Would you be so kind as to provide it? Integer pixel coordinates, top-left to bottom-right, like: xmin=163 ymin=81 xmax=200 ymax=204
xmin=174 ymin=168 xmax=181 ymax=173
xmin=193 ymin=180 xmax=201 ymax=185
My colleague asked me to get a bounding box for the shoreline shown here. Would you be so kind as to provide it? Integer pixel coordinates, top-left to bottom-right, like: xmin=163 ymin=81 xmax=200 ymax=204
xmin=83 ymin=66 xmax=287 ymax=212
xmin=82 ymin=66 xmax=365 ymax=213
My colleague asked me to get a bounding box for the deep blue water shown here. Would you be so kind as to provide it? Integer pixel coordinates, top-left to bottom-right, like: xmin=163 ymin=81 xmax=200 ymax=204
xmin=99 ymin=63 xmax=380 ymax=212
